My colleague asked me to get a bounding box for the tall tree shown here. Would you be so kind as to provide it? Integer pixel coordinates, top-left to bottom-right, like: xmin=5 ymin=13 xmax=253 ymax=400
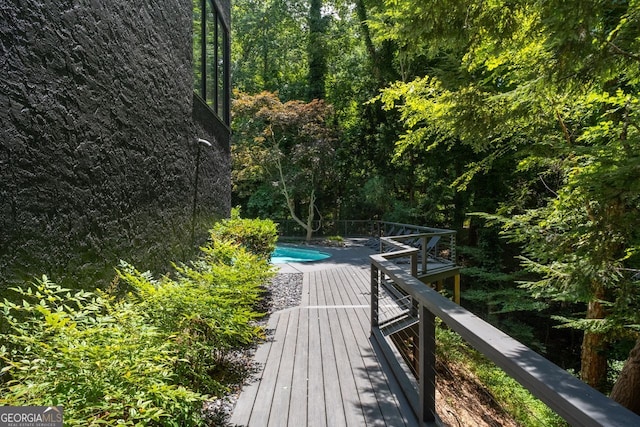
xmin=611 ymin=337 xmax=640 ymax=415
xmin=372 ymin=0 xmax=640 ymax=403
xmin=232 ymin=0 xmax=309 ymax=100
xmin=354 ymin=0 xmax=397 ymax=85
xmin=232 ymin=92 xmax=338 ymax=240
xmin=307 ymin=0 xmax=328 ymax=100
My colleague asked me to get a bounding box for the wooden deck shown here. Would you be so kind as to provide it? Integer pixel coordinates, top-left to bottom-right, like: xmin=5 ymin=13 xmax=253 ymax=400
xmin=230 ymin=264 xmax=418 ymax=427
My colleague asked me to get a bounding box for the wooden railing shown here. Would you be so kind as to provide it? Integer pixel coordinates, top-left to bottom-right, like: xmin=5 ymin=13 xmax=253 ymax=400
xmin=370 ymin=243 xmax=640 ymax=426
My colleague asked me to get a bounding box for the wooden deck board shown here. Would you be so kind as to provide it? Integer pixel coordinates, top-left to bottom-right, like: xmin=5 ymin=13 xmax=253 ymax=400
xmin=335 ymin=267 xmax=415 ymax=427
xmin=248 ymin=311 xmax=289 ymax=427
xmin=319 ymin=305 xmax=347 ymax=426
xmin=230 ymin=313 xmax=279 ymax=426
xmin=308 ymin=304 xmax=327 ymax=427
xmin=327 ymin=269 xmax=382 ymax=427
xmin=288 ymin=306 xmax=309 ymax=426
xmin=323 ymin=270 xmax=366 ymax=427
xmin=301 ymin=272 xmax=311 ymax=307
xmin=268 ymin=308 xmax=298 ymax=427
xmin=230 ymin=263 xmax=419 ymax=427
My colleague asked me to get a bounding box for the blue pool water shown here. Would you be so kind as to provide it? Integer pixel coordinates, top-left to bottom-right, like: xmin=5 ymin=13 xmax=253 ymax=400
xmin=271 ymin=245 xmax=331 ymax=264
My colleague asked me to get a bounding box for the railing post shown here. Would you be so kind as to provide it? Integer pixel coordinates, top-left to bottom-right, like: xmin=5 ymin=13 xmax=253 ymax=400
xmin=421 ymin=234 xmax=427 ymax=274
xmin=450 ymin=233 xmax=456 ymax=263
xmin=419 ymin=304 xmax=436 ymax=423
xmin=411 ymin=252 xmax=418 ymax=278
xmin=409 ymin=252 xmax=419 ymax=319
xmin=371 ymin=263 xmax=379 ymax=328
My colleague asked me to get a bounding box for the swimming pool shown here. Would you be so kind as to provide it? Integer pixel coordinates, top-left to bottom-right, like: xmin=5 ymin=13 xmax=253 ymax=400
xmin=271 ymin=245 xmax=331 ymax=264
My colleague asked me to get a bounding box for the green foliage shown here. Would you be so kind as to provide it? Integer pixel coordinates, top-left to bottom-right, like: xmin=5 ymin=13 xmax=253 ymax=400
xmin=461 ymin=285 xmax=549 ymax=353
xmin=307 ymin=0 xmax=328 ymax=100
xmin=0 ymin=277 xmax=205 ymax=426
xmin=230 ymin=0 xmax=405 ymax=224
xmin=231 ymin=0 xmax=309 ymax=100
xmin=245 ymin=184 xmax=288 ymax=219
xmin=118 ymin=217 xmax=275 ymax=395
xmin=361 ymin=175 xmax=391 ymax=215
xmin=458 ymin=233 xmax=552 ymax=353
xmin=117 ymin=241 xmax=270 ymax=394
xmin=436 ymin=325 xmax=567 ymax=427
xmin=0 ymin=218 xmax=277 ymax=425
xmin=463 ymin=288 xmax=549 ymax=315
xmin=210 ymin=209 xmax=278 ymax=260
xmin=370 ymin=0 xmax=640 ymax=388
xmin=460 ymin=267 xmax=515 ymax=286
xmin=231 ymin=91 xmax=338 ymax=239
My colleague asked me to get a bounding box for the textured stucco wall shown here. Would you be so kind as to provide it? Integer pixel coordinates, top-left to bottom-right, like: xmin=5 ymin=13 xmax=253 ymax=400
xmin=0 ymin=0 xmax=231 ymax=286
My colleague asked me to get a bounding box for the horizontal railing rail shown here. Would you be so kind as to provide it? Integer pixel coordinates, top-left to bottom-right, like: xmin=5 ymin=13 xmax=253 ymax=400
xmin=370 ymin=250 xmax=640 ymax=426
xmin=275 ymin=219 xmax=376 ymax=238
xmin=376 ymin=220 xmax=455 ymax=236
xmin=274 ymin=219 xmax=456 ymax=248
xmin=381 ymin=234 xmax=456 ymax=275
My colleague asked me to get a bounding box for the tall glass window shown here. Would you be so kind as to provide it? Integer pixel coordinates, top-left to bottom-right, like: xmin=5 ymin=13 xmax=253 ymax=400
xmin=193 ymin=0 xmax=230 ymax=125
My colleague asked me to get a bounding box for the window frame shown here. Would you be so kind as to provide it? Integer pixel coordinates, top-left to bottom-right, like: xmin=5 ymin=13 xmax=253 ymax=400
xmin=194 ymin=0 xmax=230 ymax=126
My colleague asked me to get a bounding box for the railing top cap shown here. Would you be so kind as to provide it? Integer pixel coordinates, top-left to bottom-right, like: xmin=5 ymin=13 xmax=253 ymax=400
xmin=377 ymin=221 xmax=455 ymax=234
xmin=369 ymin=255 xmax=640 ymax=426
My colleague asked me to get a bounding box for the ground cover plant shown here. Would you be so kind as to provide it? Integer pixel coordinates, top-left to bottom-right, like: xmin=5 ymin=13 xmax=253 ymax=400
xmin=0 ymin=217 xmax=277 ymax=426
xmin=436 ymin=324 xmax=567 ymax=427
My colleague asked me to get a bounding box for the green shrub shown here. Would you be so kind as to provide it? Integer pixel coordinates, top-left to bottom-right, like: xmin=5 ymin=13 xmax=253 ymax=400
xmin=210 ymin=208 xmax=278 ymax=260
xmin=117 ymin=238 xmax=274 ymax=394
xmin=0 ymin=217 xmax=279 ymax=426
xmin=0 ymin=277 xmax=205 ymax=426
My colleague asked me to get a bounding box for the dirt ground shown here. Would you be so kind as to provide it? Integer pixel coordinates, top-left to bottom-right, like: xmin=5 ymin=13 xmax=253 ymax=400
xmin=435 ymin=360 xmax=520 ymax=427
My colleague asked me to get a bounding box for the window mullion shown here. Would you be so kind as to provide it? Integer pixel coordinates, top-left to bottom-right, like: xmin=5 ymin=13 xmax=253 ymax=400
xmin=214 ymin=7 xmax=220 ymax=113
xmin=200 ymin=0 xmax=206 ymax=98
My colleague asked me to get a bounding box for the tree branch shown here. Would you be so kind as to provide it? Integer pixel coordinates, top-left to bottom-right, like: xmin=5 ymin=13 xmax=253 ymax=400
xmin=555 ymin=109 xmax=573 ymax=145
xmin=607 ymin=41 xmax=640 ymax=63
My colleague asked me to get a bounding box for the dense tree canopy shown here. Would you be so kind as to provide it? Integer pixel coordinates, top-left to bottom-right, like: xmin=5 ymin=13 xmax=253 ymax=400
xmin=230 ymin=0 xmax=640 ymax=411
xmin=231 ymin=0 xmax=309 ymax=100
xmin=372 ymin=0 xmax=640 ymax=393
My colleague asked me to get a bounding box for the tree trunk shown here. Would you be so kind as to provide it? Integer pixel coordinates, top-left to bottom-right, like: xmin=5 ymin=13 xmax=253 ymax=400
xmin=307 ymin=0 xmax=326 ymax=100
xmin=284 ymin=194 xmax=315 ymax=242
xmin=580 ymin=295 xmax=608 ymax=391
xmin=306 ymin=198 xmax=315 ymax=242
xmin=354 ymin=0 xmax=397 ymax=85
xmin=276 ymin=155 xmax=316 ymax=241
xmin=610 ymin=337 xmax=640 ymax=415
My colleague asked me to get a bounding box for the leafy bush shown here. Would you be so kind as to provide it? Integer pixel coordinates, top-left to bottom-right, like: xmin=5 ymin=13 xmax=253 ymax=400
xmin=210 ymin=208 xmax=278 ymax=261
xmin=0 ymin=217 xmax=278 ymax=425
xmin=0 ymin=277 xmax=205 ymax=426
xmin=118 ymin=238 xmax=274 ymax=394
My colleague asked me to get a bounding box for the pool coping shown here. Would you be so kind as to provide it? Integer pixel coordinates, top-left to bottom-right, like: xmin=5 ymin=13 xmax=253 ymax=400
xmin=273 ymin=239 xmax=377 ymax=273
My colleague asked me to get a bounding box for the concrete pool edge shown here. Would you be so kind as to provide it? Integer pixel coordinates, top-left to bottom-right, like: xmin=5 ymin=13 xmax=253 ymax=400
xmin=271 ymin=245 xmax=332 ymax=264
xmin=273 ymin=240 xmax=377 ymax=273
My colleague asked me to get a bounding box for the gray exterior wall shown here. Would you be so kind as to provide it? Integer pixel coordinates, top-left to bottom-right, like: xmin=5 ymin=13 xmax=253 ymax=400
xmin=0 ymin=0 xmax=231 ymax=286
